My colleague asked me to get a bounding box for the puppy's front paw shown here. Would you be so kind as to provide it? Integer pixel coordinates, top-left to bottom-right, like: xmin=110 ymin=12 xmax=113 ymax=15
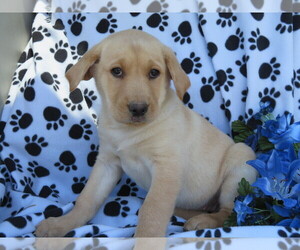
xmin=184 ymin=214 xmax=220 ymax=231
xmin=35 ymin=217 xmax=72 ymax=237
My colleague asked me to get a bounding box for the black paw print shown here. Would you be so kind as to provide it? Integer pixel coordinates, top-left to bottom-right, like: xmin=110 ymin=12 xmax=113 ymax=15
xmin=18 ymin=48 xmax=33 ymax=65
xmin=103 ymin=198 xmax=130 ymax=217
xmin=72 ymin=177 xmax=87 ymax=194
xmin=198 ymin=1 xmax=207 ymax=12
xmin=70 ymin=41 xmax=89 ymax=60
xmin=251 ymin=13 xmax=264 ymax=21
xmin=200 ymin=76 xmax=219 ymax=103
xmin=293 ymin=69 xmax=300 ymax=88
xmin=20 ymin=78 xmax=35 ymax=102
xmin=235 ymin=55 xmax=249 ymax=78
xmin=27 ymin=161 xmax=50 ymax=178
xmin=69 ymin=119 xmax=93 ymax=140
xmin=183 ymin=92 xmax=194 ymax=109
xmin=12 ymin=69 xmax=27 ymax=86
xmin=67 ymin=1 xmax=86 ymax=12
xmin=225 ymin=28 xmax=244 ymax=51
xmin=20 ymin=176 xmax=35 ymax=195
xmin=217 ymin=0 xmax=237 ymax=12
xmin=4 ymin=154 xmax=23 ymax=173
xmin=147 ymin=0 xmax=168 ymax=12
xmin=50 ymin=40 xmax=69 ymax=63
xmin=249 ymin=28 xmax=270 ymax=51
xmin=198 ymin=14 xmax=207 ymax=37
xmin=2 ymin=191 xmax=12 ymax=208
xmin=87 ymin=144 xmax=99 ymax=167
xmin=216 ymin=13 xmax=237 ymax=27
xmin=68 ymin=14 xmax=86 ymax=36
xmin=64 ymin=88 xmax=84 ymax=111
xmin=32 ymin=26 xmax=50 ymax=43
xmin=241 ymin=88 xmax=248 ymax=102
xmin=216 ymin=68 xmax=235 ymax=91
xmin=220 ymin=99 xmax=232 ymax=121
xmin=54 ymin=151 xmax=77 ymax=172
xmin=43 ymin=106 xmax=68 ymax=130
xmin=24 ymin=135 xmax=48 ymax=156
xmin=83 ymin=88 xmax=97 ymax=109
xmin=39 ymin=184 xmax=59 ymax=198
xmin=258 ymin=57 xmax=280 ymax=81
xmin=207 ymin=42 xmax=218 ymax=58
xmin=117 ymin=178 xmax=139 ymax=196
xmin=132 ymin=26 xmax=143 ymax=30
xmin=276 ymin=13 xmax=293 ymax=33
xmin=146 ymin=13 xmax=168 ymax=31
xmin=41 ymin=72 xmax=60 ymax=91
xmin=99 ymin=1 xmax=117 ymax=12
xmin=172 ymin=21 xmax=192 ymax=45
xmin=258 ymin=87 xmax=281 ymax=110
xmin=10 ymin=110 xmax=33 ymax=132
xmin=181 ymin=52 xmax=202 ymax=74
xmin=53 ymin=19 xmax=65 ymax=30
xmin=96 ymin=14 xmax=118 ymax=34
xmin=33 ymin=52 xmax=43 ymax=63
xmin=0 ymin=132 xmax=9 ymax=153
xmin=244 ymin=108 xmax=262 ymax=130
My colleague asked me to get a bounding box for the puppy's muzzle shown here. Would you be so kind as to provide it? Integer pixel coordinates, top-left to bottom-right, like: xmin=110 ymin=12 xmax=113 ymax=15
xmin=128 ymin=102 xmax=149 ymax=121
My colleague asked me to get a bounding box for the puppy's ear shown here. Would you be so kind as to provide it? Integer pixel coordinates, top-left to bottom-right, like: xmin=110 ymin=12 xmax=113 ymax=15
xmin=163 ymin=46 xmax=191 ymax=100
xmin=66 ymin=43 xmax=102 ymax=92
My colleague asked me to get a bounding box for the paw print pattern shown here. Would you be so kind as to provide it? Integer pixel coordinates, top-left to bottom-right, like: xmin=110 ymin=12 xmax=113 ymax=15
xmin=293 ymin=69 xmax=300 ymax=88
xmin=258 ymin=87 xmax=281 ymax=110
xmin=20 ymin=78 xmax=35 ymax=102
xmin=220 ymin=99 xmax=232 ymax=121
xmin=183 ymin=92 xmax=194 ymax=109
xmin=39 ymin=184 xmax=59 ymax=198
xmin=87 ymin=144 xmax=99 ymax=167
xmin=27 ymin=161 xmax=50 ymax=178
xmin=99 ymin=1 xmax=117 ymax=12
xmin=235 ymin=55 xmax=249 ymax=78
xmin=276 ymin=13 xmax=293 ymax=33
xmin=67 ymin=1 xmax=86 ymax=12
xmin=225 ymin=28 xmax=244 ymax=51
xmin=50 ymin=40 xmax=69 ymax=63
xmin=41 ymin=72 xmax=60 ymax=91
xmin=24 ymin=135 xmax=48 ymax=156
xmin=132 ymin=26 xmax=143 ymax=30
xmin=147 ymin=0 xmax=169 ymax=12
xmin=69 ymin=119 xmax=93 ymax=140
xmin=241 ymin=88 xmax=248 ymax=102
xmin=0 ymin=131 xmax=9 ymax=153
xmin=96 ymin=14 xmax=118 ymax=34
xmin=200 ymin=76 xmax=219 ymax=103
xmin=1 ymin=191 xmax=12 ymax=208
xmin=146 ymin=13 xmax=169 ymax=31
xmin=20 ymin=177 xmax=35 ymax=195
xmin=70 ymin=41 xmax=89 ymax=60
xmin=103 ymin=198 xmax=130 ymax=217
xmin=10 ymin=110 xmax=33 ymax=132
xmin=32 ymin=26 xmax=50 ymax=43
xmin=33 ymin=52 xmax=43 ymax=63
xmin=43 ymin=106 xmax=68 ymax=130
xmin=216 ymin=13 xmax=237 ymax=27
xmin=64 ymin=88 xmax=84 ymax=111
xmin=12 ymin=69 xmax=27 ymax=86
xmin=18 ymin=48 xmax=33 ymax=65
xmin=249 ymin=28 xmax=270 ymax=51
xmin=4 ymin=154 xmax=23 ymax=173
xmin=72 ymin=177 xmax=87 ymax=194
xmin=54 ymin=151 xmax=77 ymax=172
xmin=217 ymin=0 xmax=237 ymax=12
xmin=181 ymin=52 xmax=202 ymax=74
xmin=207 ymin=42 xmax=218 ymax=58
xmin=258 ymin=57 xmax=280 ymax=81
xmin=117 ymin=178 xmax=139 ymax=197
xmin=216 ymin=68 xmax=235 ymax=92
xmin=83 ymin=88 xmax=97 ymax=109
xmin=172 ymin=21 xmax=192 ymax=45
xmin=68 ymin=14 xmax=86 ymax=36
xmin=198 ymin=1 xmax=207 ymax=12
xmin=198 ymin=15 xmax=207 ymax=37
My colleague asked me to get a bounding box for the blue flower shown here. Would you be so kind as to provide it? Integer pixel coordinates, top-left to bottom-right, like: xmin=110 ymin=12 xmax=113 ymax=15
xmin=234 ymin=194 xmax=254 ymax=225
xmin=277 ymin=215 xmax=300 ymax=228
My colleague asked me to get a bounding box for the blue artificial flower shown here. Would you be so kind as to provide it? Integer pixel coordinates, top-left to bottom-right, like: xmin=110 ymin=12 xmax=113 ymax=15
xmin=234 ymin=194 xmax=254 ymax=225
xmin=245 ymin=133 xmax=259 ymax=151
xmin=261 ymin=113 xmax=300 ymax=150
xmin=277 ymin=215 xmax=300 ymax=228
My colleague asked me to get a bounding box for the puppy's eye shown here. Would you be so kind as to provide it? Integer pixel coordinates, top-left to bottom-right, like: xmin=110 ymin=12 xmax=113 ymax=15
xmin=149 ymin=69 xmax=160 ymax=79
xmin=111 ymin=67 xmax=123 ymax=78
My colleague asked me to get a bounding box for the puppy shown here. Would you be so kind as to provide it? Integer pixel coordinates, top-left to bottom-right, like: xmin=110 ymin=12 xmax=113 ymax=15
xmin=36 ymin=29 xmax=257 ymax=237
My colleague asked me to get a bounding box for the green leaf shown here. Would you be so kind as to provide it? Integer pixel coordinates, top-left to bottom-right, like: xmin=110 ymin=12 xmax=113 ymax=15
xmin=258 ymin=136 xmax=274 ymax=152
xmin=294 ymin=143 xmax=300 ymax=154
xmin=237 ymin=178 xmax=254 ymax=196
xmin=223 ymin=211 xmax=237 ymax=227
xmin=232 ymin=120 xmax=254 ymax=143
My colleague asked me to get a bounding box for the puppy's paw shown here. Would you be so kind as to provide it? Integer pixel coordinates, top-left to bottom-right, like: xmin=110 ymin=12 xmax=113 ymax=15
xmin=35 ymin=217 xmax=72 ymax=237
xmin=184 ymin=214 xmax=220 ymax=231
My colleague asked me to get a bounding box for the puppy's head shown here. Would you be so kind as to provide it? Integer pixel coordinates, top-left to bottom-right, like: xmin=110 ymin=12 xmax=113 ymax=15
xmin=66 ymin=29 xmax=190 ymax=125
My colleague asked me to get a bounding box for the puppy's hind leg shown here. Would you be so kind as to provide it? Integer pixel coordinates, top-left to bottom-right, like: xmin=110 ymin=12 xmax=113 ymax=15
xmin=184 ymin=143 xmax=257 ymax=230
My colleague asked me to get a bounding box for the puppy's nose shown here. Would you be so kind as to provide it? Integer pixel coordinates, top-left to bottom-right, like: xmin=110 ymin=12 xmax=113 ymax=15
xmin=128 ymin=102 xmax=149 ymax=117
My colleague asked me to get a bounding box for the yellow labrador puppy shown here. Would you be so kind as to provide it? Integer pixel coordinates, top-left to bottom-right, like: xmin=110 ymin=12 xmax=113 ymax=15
xmin=36 ymin=29 xmax=257 ymax=237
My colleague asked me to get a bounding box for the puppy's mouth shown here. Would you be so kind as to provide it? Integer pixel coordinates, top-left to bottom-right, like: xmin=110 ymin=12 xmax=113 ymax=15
xmin=130 ymin=115 xmax=147 ymax=123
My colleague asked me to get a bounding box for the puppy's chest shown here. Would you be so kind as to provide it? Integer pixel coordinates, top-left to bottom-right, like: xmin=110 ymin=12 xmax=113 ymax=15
xmin=117 ymin=149 xmax=153 ymax=191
